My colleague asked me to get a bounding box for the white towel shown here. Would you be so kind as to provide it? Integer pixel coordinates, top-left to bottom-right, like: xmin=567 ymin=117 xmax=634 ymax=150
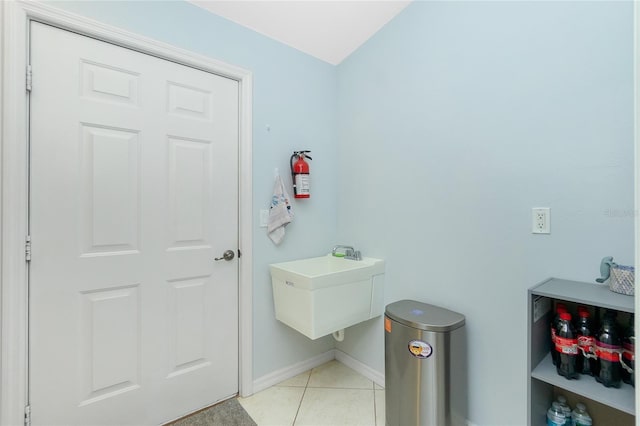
xmin=268 ymin=175 xmax=294 ymax=245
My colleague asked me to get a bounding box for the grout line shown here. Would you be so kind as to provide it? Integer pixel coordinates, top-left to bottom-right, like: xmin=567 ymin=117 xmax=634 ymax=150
xmin=371 ymin=378 xmax=376 ymax=426
xmin=280 ymin=363 xmax=381 ymax=426
xmin=291 ymin=369 xmax=313 ymax=425
xmin=291 ymin=387 xmax=307 ymax=426
xmin=372 ymin=379 xmax=376 ymax=425
xmin=373 ymin=387 xmax=377 ymax=426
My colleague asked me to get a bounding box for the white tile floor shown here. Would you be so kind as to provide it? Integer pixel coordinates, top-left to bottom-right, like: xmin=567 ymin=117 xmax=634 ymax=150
xmin=238 ymin=360 xmax=385 ymax=426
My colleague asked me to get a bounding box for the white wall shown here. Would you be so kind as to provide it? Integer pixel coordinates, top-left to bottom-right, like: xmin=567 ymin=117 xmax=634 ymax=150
xmin=335 ymin=1 xmax=635 ymax=424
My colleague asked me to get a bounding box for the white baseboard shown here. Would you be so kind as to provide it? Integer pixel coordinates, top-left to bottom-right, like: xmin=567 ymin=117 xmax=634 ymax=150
xmin=252 ymin=350 xmax=336 ymax=394
xmin=251 ymin=349 xmax=386 ymax=393
xmin=334 ymin=350 xmax=385 ymax=388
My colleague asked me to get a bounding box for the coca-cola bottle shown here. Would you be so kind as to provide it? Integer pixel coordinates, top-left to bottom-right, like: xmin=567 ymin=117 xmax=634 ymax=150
xmin=576 ymin=308 xmax=596 ymax=376
xmin=551 ymin=303 xmax=567 ymax=365
xmin=556 ymin=312 xmax=578 ymax=379
xmin=596 ymin=310 xmax=622 ymax=388
xmin=622 ymin=314 xmax=635 ymax=386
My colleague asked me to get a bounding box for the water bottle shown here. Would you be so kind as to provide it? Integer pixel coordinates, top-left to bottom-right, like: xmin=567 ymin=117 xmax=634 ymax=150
xmin=596 ymin=311 xmax=622 ymax=388
xmin=547 ymin=402 xmax=566 ymax=426
xmin=571 ymin=403 xmax=592 ymax=426
xmin=556 ymin=312 xmax=579 ymax=379
xmin=576 ymin=309 xmax=596 ymax=376
xmin=556 ymin=395 xmax=571 ymax=425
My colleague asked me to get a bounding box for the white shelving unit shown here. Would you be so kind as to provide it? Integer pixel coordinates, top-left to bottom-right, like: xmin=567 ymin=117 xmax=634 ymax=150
xmin=527 ymin=278 xmax=636 ymax=425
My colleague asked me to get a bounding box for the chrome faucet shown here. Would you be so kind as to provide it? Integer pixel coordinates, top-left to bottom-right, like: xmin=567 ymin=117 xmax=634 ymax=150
xmin=331 ymin=245 xmax=362 ymax=261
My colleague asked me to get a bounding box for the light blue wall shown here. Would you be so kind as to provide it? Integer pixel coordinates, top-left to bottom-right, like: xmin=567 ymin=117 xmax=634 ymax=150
xmin=335 ymin=1 xmax=634 ymax=424
xmin=40 ymin=1 xmax=636 ymax=424
xmin=47 ymin=0 xmax=339 ymax=379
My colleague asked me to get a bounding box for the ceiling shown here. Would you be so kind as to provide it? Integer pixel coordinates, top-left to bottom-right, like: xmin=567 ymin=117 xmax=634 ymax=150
xmin=187 ymin=1 xmax=412 ymax=65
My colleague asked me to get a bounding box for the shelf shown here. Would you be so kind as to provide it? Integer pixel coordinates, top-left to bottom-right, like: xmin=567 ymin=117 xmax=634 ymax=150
xmin=531 ymin=354 xmax=635 ymax=415
xmin=528 ymin=277 xmax=636 ymax=425
xmin=531 ymin=278 xmax=634 ymax=313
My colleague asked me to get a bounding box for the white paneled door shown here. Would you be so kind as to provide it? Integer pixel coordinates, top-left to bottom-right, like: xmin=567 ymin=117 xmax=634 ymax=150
xmin=29 ymin=22 xmax=239 ymax=425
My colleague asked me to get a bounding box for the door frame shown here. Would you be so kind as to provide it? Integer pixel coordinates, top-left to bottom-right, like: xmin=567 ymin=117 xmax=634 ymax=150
xmin=1 ymin=2 xmax=254 ymax=424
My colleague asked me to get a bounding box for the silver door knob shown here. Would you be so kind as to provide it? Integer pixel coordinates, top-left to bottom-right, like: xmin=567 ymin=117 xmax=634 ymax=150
xmin=214 ymin=250 xmax=235 ymax=261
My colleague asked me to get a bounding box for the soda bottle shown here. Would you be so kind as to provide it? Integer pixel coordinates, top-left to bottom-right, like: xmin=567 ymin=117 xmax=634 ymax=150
xmin=596 ymin=311 xmax=622 ymax=388
xmin=556 ymin=395 xmax=571 ymax=425
xmin=547 ymin=402 xmax=565 ymax=426
xmin=556 ymin=312 xmax=578 ymax=379
xmin=622 ymin=314 xmax=634 ymax=386
xmin=551 ymin=304 xmax=568 ymax=365
xmin=576 ymin=309 xmax=595 ymax=376
xmin=571 ymin=403 xmax=592 ymax=426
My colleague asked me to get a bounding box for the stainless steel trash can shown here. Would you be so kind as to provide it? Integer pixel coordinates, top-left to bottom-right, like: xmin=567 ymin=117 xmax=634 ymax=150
xmin=385 ymin=300 xmax=465 ymax=426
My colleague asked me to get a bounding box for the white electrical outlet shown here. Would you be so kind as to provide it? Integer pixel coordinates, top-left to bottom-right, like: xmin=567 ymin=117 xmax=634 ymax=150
xmin=532 ymin=207 xmax=550 ymax=234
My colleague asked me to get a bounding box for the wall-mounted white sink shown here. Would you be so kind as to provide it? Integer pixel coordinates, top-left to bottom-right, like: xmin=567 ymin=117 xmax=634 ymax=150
xmin=270 ymin=254 xmax=385 ymax=340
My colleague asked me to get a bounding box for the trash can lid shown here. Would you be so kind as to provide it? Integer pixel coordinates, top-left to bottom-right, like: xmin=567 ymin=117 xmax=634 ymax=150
xmin=385 ymin=300 xmax=465 ymax=332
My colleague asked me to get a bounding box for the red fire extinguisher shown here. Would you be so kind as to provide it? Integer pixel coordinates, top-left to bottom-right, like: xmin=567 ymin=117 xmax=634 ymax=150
xmin=290 ymin=150 xmax=312 ymax=199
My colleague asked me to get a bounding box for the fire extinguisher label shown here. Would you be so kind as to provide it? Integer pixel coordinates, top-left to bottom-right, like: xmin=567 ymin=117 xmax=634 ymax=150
xmin=295 ymin=174 xmax=310 ymax=195
xmin=408 ymin=340 xmax=432 ymax=359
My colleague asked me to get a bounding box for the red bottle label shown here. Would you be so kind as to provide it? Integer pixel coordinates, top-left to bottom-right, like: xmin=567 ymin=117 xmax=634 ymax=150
xmin=555 ymin=336 xmax=578 ymax=355
xmin=596 ymin=341 xmax=622 ymax=362
xmin=578 ymin=336 xmax=595 ymax=353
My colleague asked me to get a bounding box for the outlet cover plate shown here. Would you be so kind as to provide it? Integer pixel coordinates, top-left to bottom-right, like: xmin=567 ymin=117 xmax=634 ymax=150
xmin=532 ymin=207 xmax=550 ymax=234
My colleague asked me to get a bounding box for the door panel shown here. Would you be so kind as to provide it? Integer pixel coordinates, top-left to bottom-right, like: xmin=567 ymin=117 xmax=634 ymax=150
xmin=79 ymin=285 xmax=141 ymax=406
xmin=168 ymin=136 xmax=213 ymax=248
xmin=81 ymin=124 xmax=140 ymax=255
xmin=29 ymin=22 xmax=239 ymax=425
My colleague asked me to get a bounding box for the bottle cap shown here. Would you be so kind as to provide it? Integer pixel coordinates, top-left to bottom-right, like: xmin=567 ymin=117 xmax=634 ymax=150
xmin=557 ymin=306 xmax=567 ymax=313
xmin=576 ymin=402 xmax=586 ymax=410
xmin=557 ymin=395 xmax=567 ymax=404
xmin=579 ymin=310 xmax=590 ymax=318
xmin=557 ymin=303 xmax=567 ymax=310
xmin=560 ymin=312 xmax=572 ymax=320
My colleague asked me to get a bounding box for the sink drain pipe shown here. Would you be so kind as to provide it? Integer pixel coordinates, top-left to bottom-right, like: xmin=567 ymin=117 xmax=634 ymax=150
xmin=332 ymin=329 xmax=345 ymax=342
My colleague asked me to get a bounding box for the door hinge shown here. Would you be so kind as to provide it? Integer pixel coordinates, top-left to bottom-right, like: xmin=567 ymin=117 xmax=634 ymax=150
xmin=26 ymin=65 xmax=32 ymax=92
xmin=24 ymin=405 xmax=31 ymax=426
xmin=25 ymin=236 xmax=31 ymax=262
